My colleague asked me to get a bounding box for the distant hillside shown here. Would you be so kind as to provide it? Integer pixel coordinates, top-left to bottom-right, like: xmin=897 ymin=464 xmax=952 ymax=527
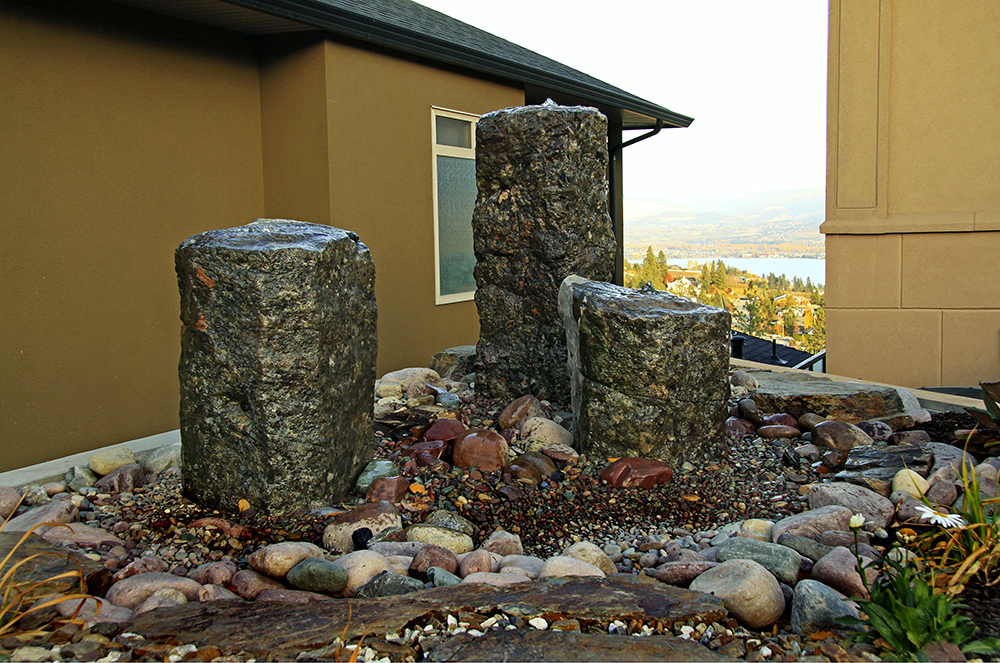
xmin=624 ymin=187 xmax=825 ymax=258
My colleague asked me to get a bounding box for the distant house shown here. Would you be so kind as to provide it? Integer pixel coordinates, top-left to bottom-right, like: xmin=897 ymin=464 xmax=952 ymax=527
xmin=731 ymin=332 xmax=822 ymax=371
xmin=825 ymin=0 xmax=999 ymax=388
xmin=0 ymin=0 xmax=691 ymax=469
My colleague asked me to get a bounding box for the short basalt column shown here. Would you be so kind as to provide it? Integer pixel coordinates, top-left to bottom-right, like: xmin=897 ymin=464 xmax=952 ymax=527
xmin=473 ymin=102 xmax=615 ymax=402
xmin=559 ymin=276 xmax=730 ymax=466
xmin=176 ymin=219 xmax=376 ymax=514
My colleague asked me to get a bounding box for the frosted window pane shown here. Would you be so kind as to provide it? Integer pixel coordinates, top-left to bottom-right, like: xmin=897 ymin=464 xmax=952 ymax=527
xmin=436 ymin=116 xmax=472 ymax=148
xmin=437 ymin=155 xmax=477 ymax=296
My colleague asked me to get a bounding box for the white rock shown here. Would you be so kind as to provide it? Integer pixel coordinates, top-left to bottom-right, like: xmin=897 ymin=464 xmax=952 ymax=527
xmin=892 ymin=469 xmax=930 ymax=499
xmin=248 ymin=541 xmax=325 ymax=579
xmin=88 ymin=447 xmax=136 ymax=476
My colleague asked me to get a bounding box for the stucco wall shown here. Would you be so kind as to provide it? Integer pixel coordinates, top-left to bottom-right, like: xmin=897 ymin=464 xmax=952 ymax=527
xmin=0 ymin=2 xmax=266 ymax=470
xmin=260 ymin=35 xmax=524 ymax=375
xmin=824 ymin=0 xmax=1000 ymax=387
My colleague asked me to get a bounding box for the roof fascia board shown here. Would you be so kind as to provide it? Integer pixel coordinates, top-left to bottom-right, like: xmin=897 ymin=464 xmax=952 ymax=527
xmin=226 ymin=0 xmax=693 ymax=127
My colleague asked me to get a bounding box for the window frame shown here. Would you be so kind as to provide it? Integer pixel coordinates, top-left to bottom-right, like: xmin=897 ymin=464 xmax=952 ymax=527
xmin=431 ymin=106 xmax=480 ymax=305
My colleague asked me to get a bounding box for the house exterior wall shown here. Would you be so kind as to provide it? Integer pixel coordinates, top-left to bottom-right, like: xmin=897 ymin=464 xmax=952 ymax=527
xmin=260 ymin=35 xmax=523 ymax=374
xmin=824 ymin=0 xmax=1000 ymax=388
xmin=0 ymin=2 xmax=266 ymax=471
xmin=1 ymin=2 xmax=523 ymax=470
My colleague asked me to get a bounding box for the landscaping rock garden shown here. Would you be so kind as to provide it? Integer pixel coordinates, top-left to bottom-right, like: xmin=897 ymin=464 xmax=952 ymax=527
xmin=0 ymin=366 xmax=994 ymax=662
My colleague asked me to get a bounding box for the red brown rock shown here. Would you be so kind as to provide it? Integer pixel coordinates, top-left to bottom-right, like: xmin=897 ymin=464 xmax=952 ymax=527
xmin=600 ymin=458 xmax=673 ymax=489
xmin=452 ymin=429 xmax=509 ymax=472
xmin=498 ymin=395 xmax=543 ymax=431
xmin=366 ymin=476 xmax=409 ymax=503
xmin=424 ymin=418 xmax=467 ymax=442
xmin=725 ymin=418 xmax=756 ymax=437
xmin=458 ymin=549 xmax=496 ymax=577
xmin=505 ymin=463 xmax=542 ymax=485
xmin=763 ymin=413 xmax=798 ymax=428
xmin=401 ymin=439 xmax=450 ymax=461
xmin=757 ymin=425 xmax=801 ymax=439
xmin=409 ymin=544 xmax=459 ymax=576
xmin=540 ymin=443 xmax=578 ymax=463
xmin=229 ymin=569 xmax=286 ymax=600
xmin=417 ymin=452 xmax=450 ymax=471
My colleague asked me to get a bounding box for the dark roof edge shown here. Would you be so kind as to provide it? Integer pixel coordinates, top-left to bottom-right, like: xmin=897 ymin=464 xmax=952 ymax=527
xmin=229 ymin=0 xmax=694 ymax=128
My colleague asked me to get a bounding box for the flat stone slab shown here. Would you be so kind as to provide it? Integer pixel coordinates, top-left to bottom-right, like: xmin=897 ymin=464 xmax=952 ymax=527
xmin=427 ymin=629 xmax=731 ymax=662
xmin=127 ymin=577 xmax=726 ymax=658
xmin=834 ymin=445 xmax=934 ymax=496
xmin=748 ymin=370 xmax=905 ymax=422
xmin=0 ymin=533 xmax=113 ymax=602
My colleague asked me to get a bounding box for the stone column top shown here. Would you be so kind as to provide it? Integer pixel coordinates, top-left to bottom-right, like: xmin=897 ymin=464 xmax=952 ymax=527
xmin=179 ymin=219 xmax=363 ymax=253
xmin=566 ymin=279 xmax=724 ymax=318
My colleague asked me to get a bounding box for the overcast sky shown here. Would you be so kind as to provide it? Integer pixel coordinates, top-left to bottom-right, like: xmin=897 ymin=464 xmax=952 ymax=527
xmin=416 ymin=0 xmax=829 ymax=207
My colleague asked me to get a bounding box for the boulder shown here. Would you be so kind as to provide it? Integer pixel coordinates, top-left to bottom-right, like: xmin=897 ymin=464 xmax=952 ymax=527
xmin=560 ymin=276 xmax=729 ymax=466
xmin=473 ymin=103 xmax=615 ymax=402
xmin=807 ymin=482 xmax=895 ymax=529
xmin=177 ymin=219 xmax=376 ymax=513
xmin=689 ymin=559 xmax=785 ymax=628
xmin=428 ymin=345 xmax=476 ymax=379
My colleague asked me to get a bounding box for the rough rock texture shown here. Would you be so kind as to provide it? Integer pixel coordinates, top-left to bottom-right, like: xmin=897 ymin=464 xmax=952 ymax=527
xmin=127 ymin=578 xmax=726 ymax=658
xmin=473 ymin=103 xmax=615 ymax=402
xmin=834 ymin=445 xmax=933 ymax=497
xmin=748 ymin=370 xmax=905 ymax=422
xmin=560 ymin=277 xmax=729 ymax=465
xmin=428 ymin=629 xmax=730 ymax=662
xmin=428 ymin=345 xmax=476 ymax=379
xmin=177 ymin=219 xmax=376 ymax=514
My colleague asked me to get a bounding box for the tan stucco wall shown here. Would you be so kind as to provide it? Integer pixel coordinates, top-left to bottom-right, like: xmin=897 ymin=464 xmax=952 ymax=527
xmin=0 ymin=3 xmax=265 ymax=470
xmin=260 ymin=36 xmax=523 ymax=374
xmin=824 ymin=0 xmax=1000 ymax=387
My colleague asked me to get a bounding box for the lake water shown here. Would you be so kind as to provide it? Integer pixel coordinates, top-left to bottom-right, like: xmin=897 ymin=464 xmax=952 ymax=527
xmin=672 ymin=257 xmax=826 ymax=286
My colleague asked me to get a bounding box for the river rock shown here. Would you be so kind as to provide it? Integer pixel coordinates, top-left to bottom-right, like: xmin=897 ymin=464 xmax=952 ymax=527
xmin=797 ymin=413 xmax=826 ymax=431
xmin=892 ymin=468 xmax=930 ymax=499
xmin=561 ymin=541 xmax=616 ymax=576
xmin=748 ymin=371 xmax=905 ymax=422
xmin=457 ymin=549 xmax=496 ymax=577
xmin=188 ymin=561 xmax=237 ymax=586
xmin=424 ymin=418 xmax=468 ymax=442
xmin=560 ymin=277 xmax=729 ymax=465
xmin=498 ymin=395 xmax=545 ymax=431
xmin=473 ymin=103 xmax=615 ymax=402
xmin=323 ymin=502 xmax=401 ymax=553
xmin=539 ymin=556 xmax=605 ymax=578
xmin=479 ymin=529 xmax=523 ymax=557
xmin=229 ymin=569 xmax=285 ymax=600
xmin=355 ymin=460 xmax=399 ymax=496
xmin=331 ymin=550 xmax=396 ymax=597
xmin=790 ymin=579 xmax=861 ymax=637
xmin=94 ymin=463 xmax=146 ymax=494
xmin=105 ymin=571 xmax=201 ymax=609
xmin=716 ymin=537 xmax=801 ymax=586
xmin=379 ymin=368 xmax=443 ymax=391
xmin=807 ymin=482 xmax=895 ymax=529
xmin=811 ymin=546 xmax=877 ymax=599
xmin=177 ymin=219 xmax=375 ymax=513
xmin=406 ymin=524 xmax=474 ymax=554
xmin=140 ymin=443 xmax=182 ymax=475
xmin=451 ymin=429 xmax=508 ymax=472
xmin=284 ymin=558 xmax=349 ymax=595
xmin=425 ymin=510 xmax=477 ymax=537
xmin=887 ymin=430 xmax=932 ymax=446
xmin=249 ymin=542 xmax=326 ymax=579
xmin=811 ymin=421 xmax=874 ymax=452
xmin=356 ymin=570 xmax=425 ymax=599
xmin=498 ymin=555 xmax=545 ymax=579
xmin=654 ymin=561 xmax=718 ymax=587
xmin=88 ymin=447 xmax=136 ymax=476
xmin=771 ymin=505 xmax=854 ymax=543
xmin=600 ymin=457 xmax=673 ymax=489
xmin=64 ymin=466 xmax=98 ymax=493
xmin=730 ymin=371 xmax=759 ymax=391
xmin=39 ymin=523 xmax=123 ymax=548
xmin=689 ymin=559 xmax=785 ymax=628
xmin=3 ymin=499 xmax=78 ymax=534
xmin=776 ymin=534 xmax=835 ymax=564
xmin=409 ymin=544 xmax=458 ymax=576
xmin=366 ymin=476 xmax=409 ymax=503
xmin=520 ymin=417 xmax=574 ymax=448
xmin=855 ymin=420 xmax=893 ymax=443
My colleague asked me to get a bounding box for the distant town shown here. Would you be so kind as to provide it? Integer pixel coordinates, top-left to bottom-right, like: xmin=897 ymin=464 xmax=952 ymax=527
xmin=624 ymin=248 xmax=826 ymax=355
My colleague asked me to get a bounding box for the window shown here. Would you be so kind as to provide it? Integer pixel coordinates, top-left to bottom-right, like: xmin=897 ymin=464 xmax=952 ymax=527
xmin=432 ymin=107 xmax=479 ymax=304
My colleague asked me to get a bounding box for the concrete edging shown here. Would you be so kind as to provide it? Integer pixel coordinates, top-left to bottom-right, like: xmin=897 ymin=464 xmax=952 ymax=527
xmin=0 ymin=430 xmax=180 ymax=489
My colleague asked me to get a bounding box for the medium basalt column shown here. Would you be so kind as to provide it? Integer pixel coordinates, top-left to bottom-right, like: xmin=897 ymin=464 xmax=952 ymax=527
xmin=473 ymin=102 xmax=615 ymax=402
xmin=559 ymin=276 xmax=730 ymax=466
xmin=176 ymin=219 xmax=376 ymax=514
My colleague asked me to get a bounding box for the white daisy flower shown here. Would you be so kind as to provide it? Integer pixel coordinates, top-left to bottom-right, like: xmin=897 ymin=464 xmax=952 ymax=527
xmin=849 ymin=513 xmax=866 ymax=529
xmin=914 ymin=504 xmax=966 ymax=528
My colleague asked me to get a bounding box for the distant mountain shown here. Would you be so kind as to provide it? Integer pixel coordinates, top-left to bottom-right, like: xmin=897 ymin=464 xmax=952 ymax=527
xmin=624 ymin=187 xmax=825 ymax=258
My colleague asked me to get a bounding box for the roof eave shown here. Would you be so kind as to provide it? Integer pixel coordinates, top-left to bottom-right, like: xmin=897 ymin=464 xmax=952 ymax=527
xmin=227 ymin=0 xmax=694 ymax=128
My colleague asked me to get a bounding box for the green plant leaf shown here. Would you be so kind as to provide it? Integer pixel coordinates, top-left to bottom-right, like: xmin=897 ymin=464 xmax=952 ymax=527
xmin=982 ymin=381 xmax=1000 ymax=421
xmin=962 ymin=636 xmax=1000 ymax=655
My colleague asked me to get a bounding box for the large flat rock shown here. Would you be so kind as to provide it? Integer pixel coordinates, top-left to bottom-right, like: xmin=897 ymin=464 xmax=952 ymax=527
xmin=127 ymin=577 xmax=726 ymax=658
xmin=427 ymin=629 xmax=732 ymax=662
xmin=747 ymin=370 xmax=905 ymax=422
xmin=834 ymin=445 xmax=934 ymax=496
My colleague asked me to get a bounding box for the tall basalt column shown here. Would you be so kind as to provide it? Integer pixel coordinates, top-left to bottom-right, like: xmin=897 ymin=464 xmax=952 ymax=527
xmin=176 ymin=219 xmax=376 ymax=514
xmin=473 ymin=102 xmax=615 ymax=402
